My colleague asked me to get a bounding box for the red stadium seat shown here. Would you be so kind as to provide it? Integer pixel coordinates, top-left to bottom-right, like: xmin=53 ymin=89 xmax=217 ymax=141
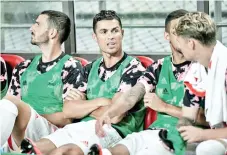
xmin=1 ymin=54 xmax=25 ymax=69
xmin=136 ymin=56 xmax=157 ymax=129
xmin=144 ymin=108 xmax=157 ymax=129
xmin=0 ymin=54 xmax=25 ymax=85
xmin=74 ymin=56 xmax=89 ymax=67
xmin=136 ymin=56 xmax=154 ymax=68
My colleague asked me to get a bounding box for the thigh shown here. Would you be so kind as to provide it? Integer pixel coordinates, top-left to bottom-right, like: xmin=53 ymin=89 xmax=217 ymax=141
xmin=196 ymin=139 xmax=226 ymax=155
xmin=137 ymin=130 xmax=174 ymax=155
xmin=117 ymin=130 xmax=162 ymax=155
xmin=65 ymin=120 xmax=122 ymax=155
xmin=44 ymin=120 xmax=98 ymax=154
xmin=119 ymin=130 xmax=174 ymax=155
xmin=64 ymin=120 xmax=96 ymax=140
xmin=4 ymin=95 xmax=31 ymax=132
xmin=48 ymin=144 xmax=83 ymax=155
xmin=136 ymin=146 xmax=174 ymax=155
xmin=44 ymin=127 xmax=75 ymax=148
xmin=25 ymin=107 xmax=58 ymax=141
xmin=8 ymin=107 xmax=58 ymax=151
xmin=46 ymin=120 xmax=121 ymax=155
xmin=8 ymin=102 xmax=31 ymax=150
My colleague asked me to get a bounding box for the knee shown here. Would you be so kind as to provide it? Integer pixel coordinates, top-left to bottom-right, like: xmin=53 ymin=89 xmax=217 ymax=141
xmin=196 ymin=140 xmax=225 ymax=155
xmin=109 ymin=144 xmax=130 ymax=155
xmin=60 ymin=144 xmax=83 ymax=155
xmin=196 ymin=141 xmax=208 ymax=155
xmin=3 ymin=94 xmax=24 ymax=108
xmin=3 ymin=94 xmax=17 ymax=102
xmin=48 ymin=144 xmax=80 ymax=155
xmin=36 ymin=139 xmax=57 ymax=155
xmin=48 ymin=148 xmax=63 ymax=155
xmin=3 ymin=94 xmax=17 ymax=105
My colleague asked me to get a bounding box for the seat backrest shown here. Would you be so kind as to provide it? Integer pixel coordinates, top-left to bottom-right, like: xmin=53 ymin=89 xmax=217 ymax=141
xmin=0 ymin=54 xmax=25 ymax=84
xmin=1 ymin=54 xmax=25 ymax=69
xmin=74 ymin=56 xmax=89 ymax=67
xmin=144 ymin=108 xmax=157 ymax=129
xmin=136 ymin=56 xmax=154 ymax=68
xmin=136 ymin=55 xmax=157 ymax=129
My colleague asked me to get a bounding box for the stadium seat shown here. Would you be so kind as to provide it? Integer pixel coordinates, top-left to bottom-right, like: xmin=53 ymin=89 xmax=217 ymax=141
xmin=136 ymin=55 xmax=154 ymax=68
xmin=0 ymin=54 xmax=25 ymax=84
xmin=144 ymin=108 xmax=157 ymax=129
xmin=136 ymin=56 xmax=157 ymax=129
xmin=74 ymin=56 xmax=89 ymax=67
xmin=1 ymin=54 xmax=25 ymax=70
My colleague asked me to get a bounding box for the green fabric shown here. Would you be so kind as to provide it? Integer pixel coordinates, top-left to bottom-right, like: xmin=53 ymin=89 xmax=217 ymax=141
xmin=149 ymin=56 xmax=185 ymax=155
xmin=82 ymin=56 xmax=145 ymax=137
xmin=86 ymin=56 xmax=131 ymax=100
xmin=20 ymin=54 xmax=71 ymax=115
xmin=1 ymin=79 xmax=8 ymax=99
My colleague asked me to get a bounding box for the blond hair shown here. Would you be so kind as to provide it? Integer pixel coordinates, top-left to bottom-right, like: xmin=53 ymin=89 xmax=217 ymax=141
xmin=175 ymin=12 xmax=216 ymax=46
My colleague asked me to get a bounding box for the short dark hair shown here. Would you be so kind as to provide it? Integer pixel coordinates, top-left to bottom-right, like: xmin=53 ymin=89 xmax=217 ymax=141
xmin=165 ymin=9 xmax=188 ymax=33
xmin=41 ymin=10 xmax=71 ymax=44
xmin=93 ymin=10 xmax=122 ymax=33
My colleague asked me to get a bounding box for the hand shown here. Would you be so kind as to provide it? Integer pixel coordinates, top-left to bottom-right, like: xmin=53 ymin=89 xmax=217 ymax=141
xmin=178 ymin=126 xmax=204 ymax=143
xmin=95 ymin=112 xmax=111 ymax=137
xmin=144 ymin=93 xmax=167 ymax=112
xmin=65 ymin=88 xmax=86 ymax=101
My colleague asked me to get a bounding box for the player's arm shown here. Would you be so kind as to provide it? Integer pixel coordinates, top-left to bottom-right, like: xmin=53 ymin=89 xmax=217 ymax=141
xmin=101 ymin=58 xmax=147 ymax=120
xmin=64 ymin=97 xmax=111 ymax=119
xmin=42 ymin=59 xmax=85 ymax=126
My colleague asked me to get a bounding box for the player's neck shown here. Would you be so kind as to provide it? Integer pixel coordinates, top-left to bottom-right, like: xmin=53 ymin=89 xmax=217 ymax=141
xmin=40 ymin=43 xmax=62 ymax=63
xmin=102 ymin=51 xmax=124 ymax=68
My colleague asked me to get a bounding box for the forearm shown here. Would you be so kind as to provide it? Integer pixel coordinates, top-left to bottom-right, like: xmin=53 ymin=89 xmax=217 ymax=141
xmin=63 ymin=98 xmax=110 ymax=119
xmin=42 ymin=112 xmax=72 ymax=127
xmin=90 ymin=103 xmax=125 ymax=123
xmin=163 ymin=103 xmax=182 ymax=118
xmin=201 ymin=128 xmax=227 ymax=141
xmin=90 ymin=106 xmax=109 ymax=119
xmin=63 ymin=100 xmax=100 ymax=119
xmin=108 ymin=83 xmax=146 ymax=118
